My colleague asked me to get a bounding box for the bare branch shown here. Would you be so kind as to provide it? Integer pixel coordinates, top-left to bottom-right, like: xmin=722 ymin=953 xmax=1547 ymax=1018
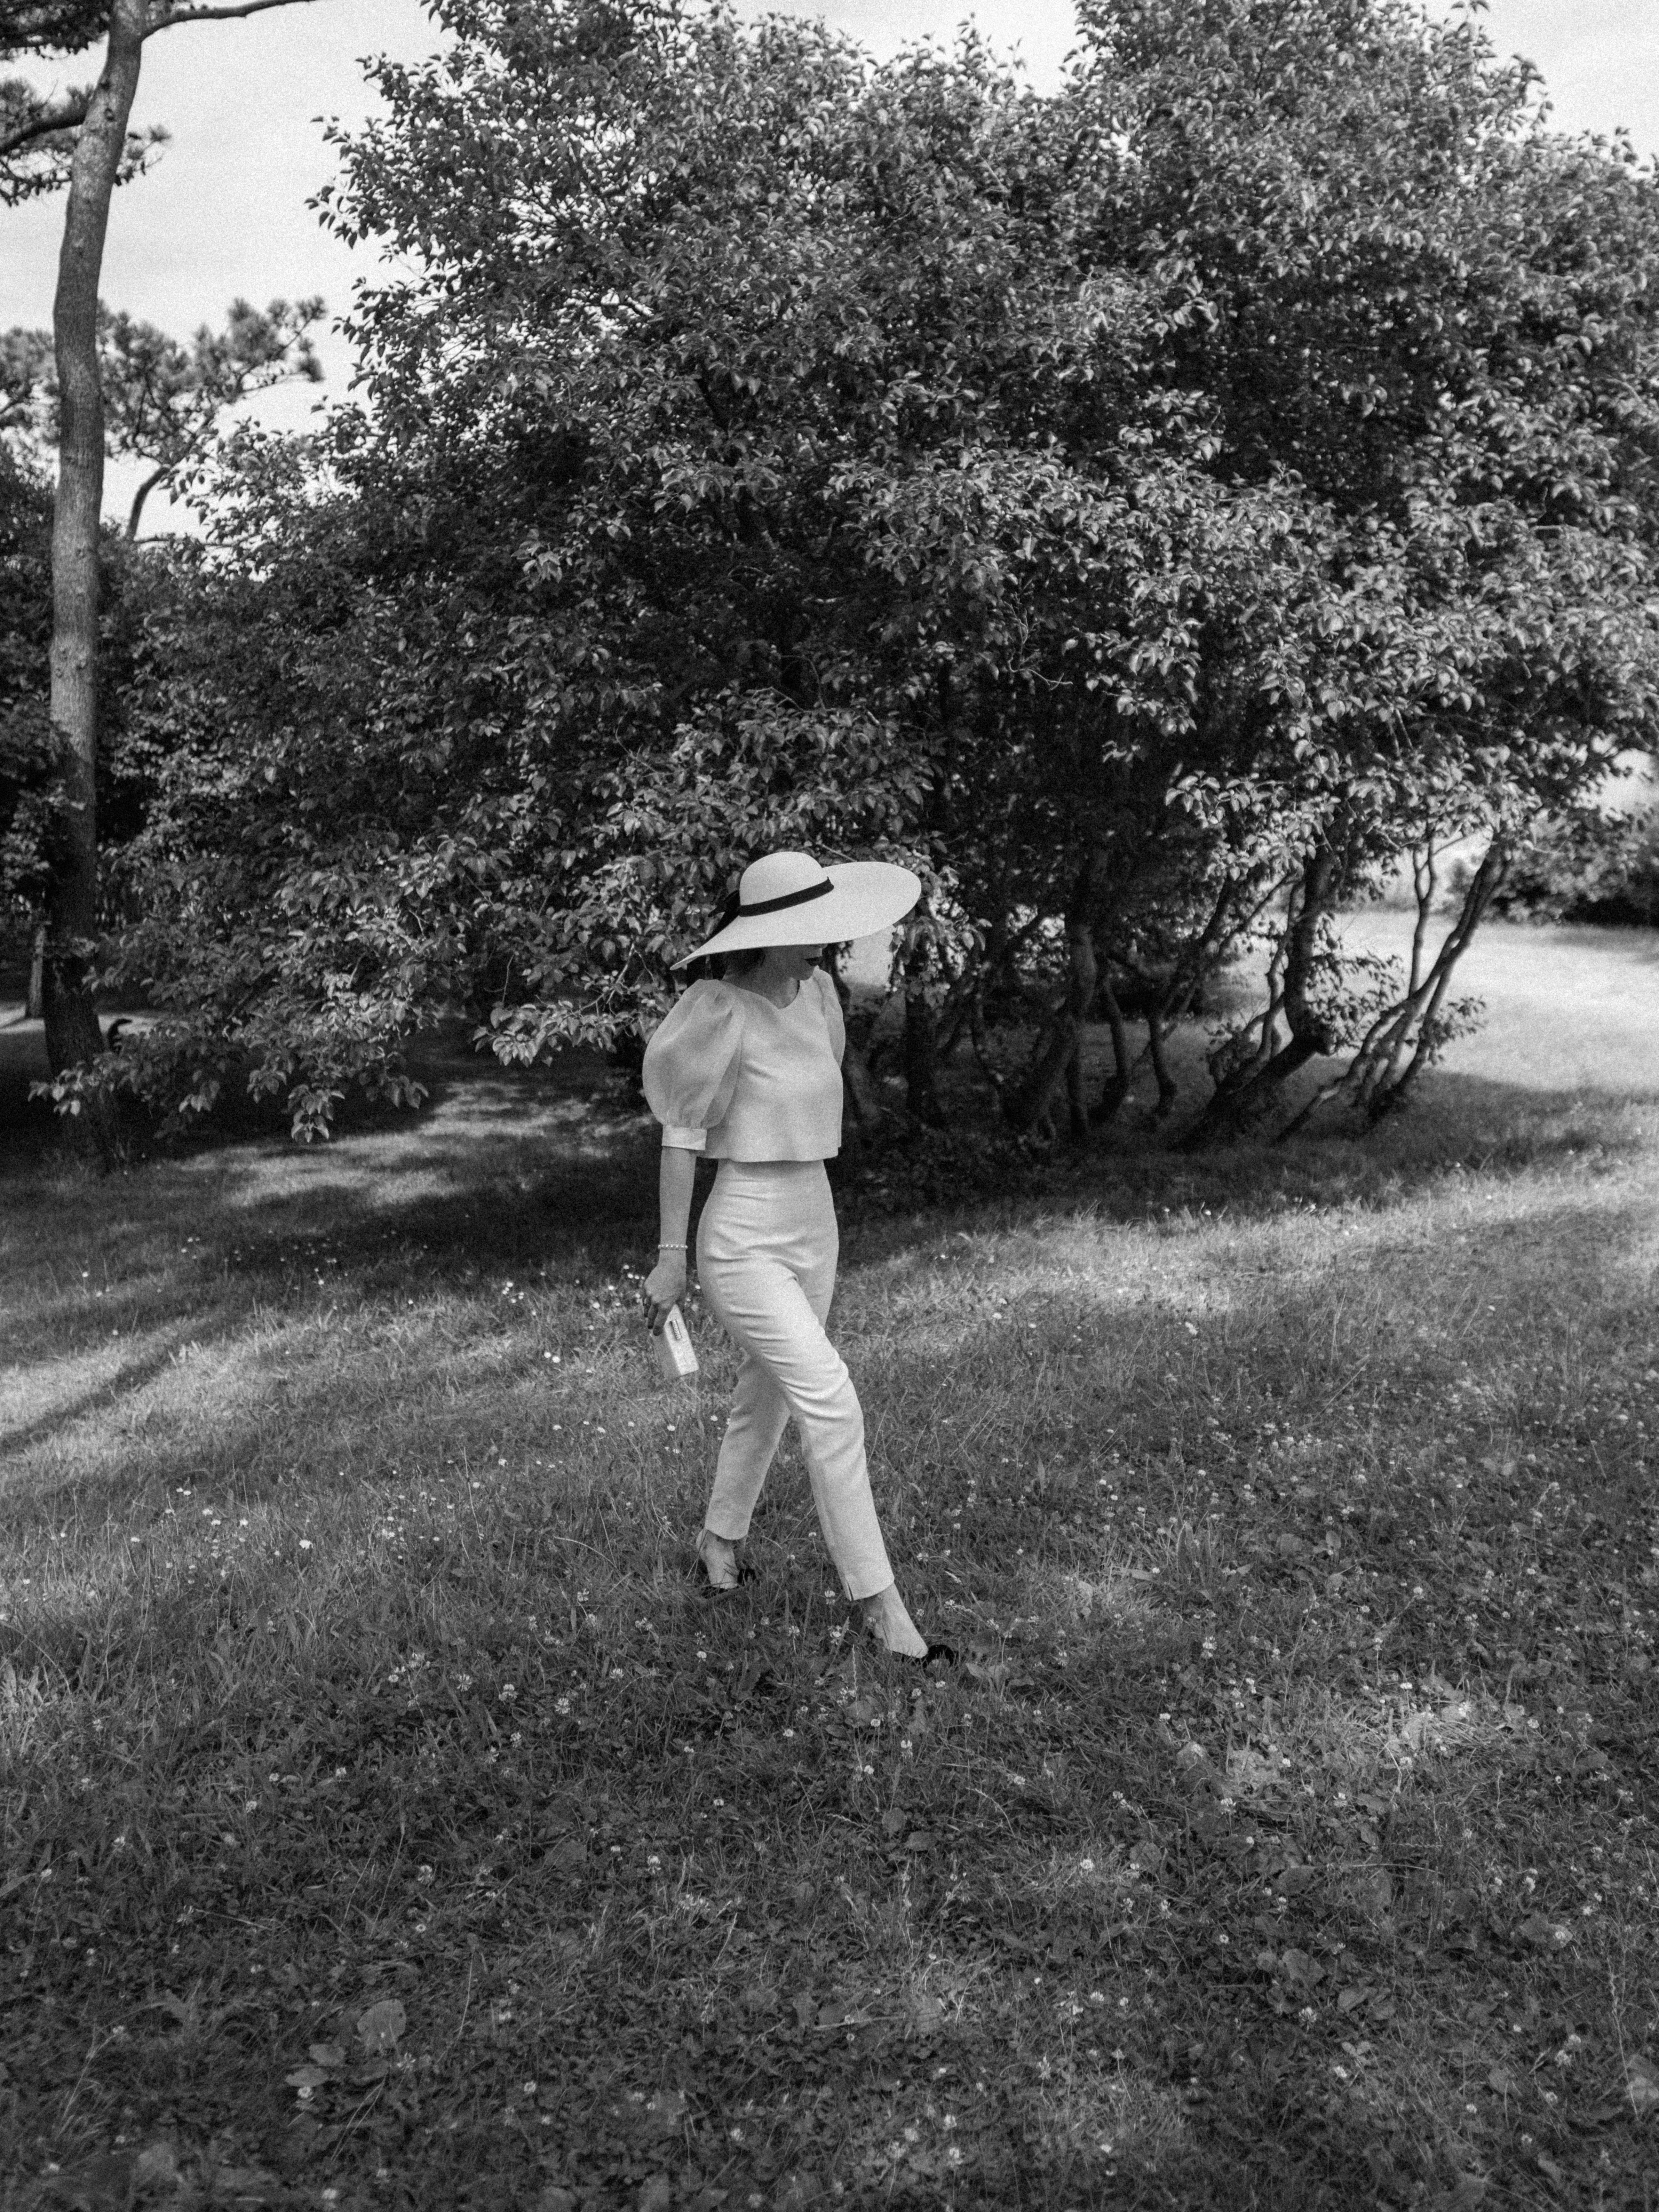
xmin=126 ymin=461 xmax=170 ymax=540
xmin=145 ymin=0 xmax=325 ymax=33
xmin=0 ymin=92 xmax=91 ymax=159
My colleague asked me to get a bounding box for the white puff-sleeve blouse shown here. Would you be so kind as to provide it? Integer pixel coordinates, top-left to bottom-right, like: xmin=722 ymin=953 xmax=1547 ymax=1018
xmin=642 ymin=969 xmax=847 ymax=1160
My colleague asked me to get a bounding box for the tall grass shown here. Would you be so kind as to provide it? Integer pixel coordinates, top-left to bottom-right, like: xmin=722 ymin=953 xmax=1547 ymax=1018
xmin=2 ymin=1045 xmax=1657 ymax=2210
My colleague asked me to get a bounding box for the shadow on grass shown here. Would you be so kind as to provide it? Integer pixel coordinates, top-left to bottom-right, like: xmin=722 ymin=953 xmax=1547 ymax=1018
xmin=4 ymin=1037 xmax=1653 ymax=1486
xmin=835 ymin=1066 xmax=1658 ymax=1274
xmin=0 ymin=1322 xmax=226 ymax=1459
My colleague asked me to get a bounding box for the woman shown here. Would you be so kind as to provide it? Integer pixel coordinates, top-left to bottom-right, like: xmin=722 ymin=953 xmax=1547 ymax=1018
xmin=640 ymin=849 xmax=946 ymax=1662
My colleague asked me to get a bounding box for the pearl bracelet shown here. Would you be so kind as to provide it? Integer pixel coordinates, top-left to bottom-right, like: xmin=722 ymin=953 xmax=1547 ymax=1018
xmin=658 ymin=1242 xmax=687 ymax=1251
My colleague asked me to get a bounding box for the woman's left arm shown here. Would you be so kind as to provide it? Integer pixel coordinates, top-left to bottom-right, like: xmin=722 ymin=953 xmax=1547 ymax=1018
xmin=643 ymin=1145 xmax=698 ymax=1334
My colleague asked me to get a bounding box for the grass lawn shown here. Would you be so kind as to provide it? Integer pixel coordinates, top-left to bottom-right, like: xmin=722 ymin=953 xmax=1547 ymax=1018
xmin=2 ymin=926 xmax=1658 ymax=2211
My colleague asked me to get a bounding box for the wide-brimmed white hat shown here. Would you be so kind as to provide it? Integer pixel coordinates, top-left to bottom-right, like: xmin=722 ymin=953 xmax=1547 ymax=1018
xmin=672 ymin=850 xmax=921 ymax=968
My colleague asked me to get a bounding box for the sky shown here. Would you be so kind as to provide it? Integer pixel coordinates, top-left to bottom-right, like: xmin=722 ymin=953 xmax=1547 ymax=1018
xmin=3 ymin=0 xmax=1656 ymax=530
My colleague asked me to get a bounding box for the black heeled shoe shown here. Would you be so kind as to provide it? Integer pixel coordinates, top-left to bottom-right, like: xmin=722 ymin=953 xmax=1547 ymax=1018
xmin=870 ymin=1635 xmax=956 ymax=1668
xmin=695 ymin=1532 xmax=757 ymax=1593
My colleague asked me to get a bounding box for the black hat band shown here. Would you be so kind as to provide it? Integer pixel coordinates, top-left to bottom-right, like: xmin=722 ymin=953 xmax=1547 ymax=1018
xmin=737 ymin=878 xmax=833 ymax=918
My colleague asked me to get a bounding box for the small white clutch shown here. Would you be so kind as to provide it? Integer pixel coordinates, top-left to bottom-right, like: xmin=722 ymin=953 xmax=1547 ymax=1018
xmin=654 ymin=1303 xmax=700 ymax=1382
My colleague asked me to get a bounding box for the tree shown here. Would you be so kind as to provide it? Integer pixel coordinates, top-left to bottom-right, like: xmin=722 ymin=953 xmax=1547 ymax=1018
xmin=2 ymin=292 xmax=321 ymax=1012
xmin=5 ymin=296 xmax=326 ymax=534
xmin=1052 ymin=0 xmax=1659 ymax=1139
xmin=887 ymin=0 xmax=1659 ymax=1141
xmin=2 ymin=0 xmax=324 ymax=1138
xmin=81 ymin=0 xmax=1659 ymax=1146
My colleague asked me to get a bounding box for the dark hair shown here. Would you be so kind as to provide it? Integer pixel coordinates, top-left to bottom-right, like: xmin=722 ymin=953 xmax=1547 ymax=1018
xmin=682 ymin=944 xmax=767 ymax=986
xmin=677 ymin=875 xmax=834 ymax=983
xmin=677 ymin=879 xmax=747 ymax=986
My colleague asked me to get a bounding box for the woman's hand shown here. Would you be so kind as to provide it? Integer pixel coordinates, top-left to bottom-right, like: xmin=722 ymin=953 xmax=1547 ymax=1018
xmin=642 ymin=1251 xmax=688 ymax=1334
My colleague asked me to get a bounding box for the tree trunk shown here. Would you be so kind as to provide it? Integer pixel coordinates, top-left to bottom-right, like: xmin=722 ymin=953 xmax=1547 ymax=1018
xmin=1062 ymin=915 xmax=1096 ymax=1140
xmin=1003 ymin=1000 xmax=1078 ymax=1133
xmin=1271 ymin=837 xmax=1508 ymax=1141
xmin=901 ymin=912 xmax=945 ymax=1125
xmin=967 ymin=996 xmax=1005 ymax=1107
xmin=818 ymin=947 xmax=884 ymax=1150
xmin=1063 ymin=1031 xmax=1088 ymax=1140
xmin=840 ymin=1038 xmax=884 ymax=1133
xmin=1367 ymin=841 xmax=1507 ymax=1118
xmin=824 ymin=947 xmax=884 ymax=1141
xmin=26 ymin=921 xmax=46 ymax=1020
xmin=1089 ymin=973 xmax=1133 ymax=1127
xmin=41 ymin=0 xmax=145 ymax=1134
xmin=1004 ymin=860 xmax=1100 ymax=1136
xmin=1146 ymin=1008 xmax=1177 ymax=1120
xmin=1185 ymin=848 xmax=1340 ymax=1146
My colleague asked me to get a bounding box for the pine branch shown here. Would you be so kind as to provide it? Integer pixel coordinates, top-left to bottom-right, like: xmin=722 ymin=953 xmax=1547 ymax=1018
xmin=0 ymin=91 xmax=91 ymax=158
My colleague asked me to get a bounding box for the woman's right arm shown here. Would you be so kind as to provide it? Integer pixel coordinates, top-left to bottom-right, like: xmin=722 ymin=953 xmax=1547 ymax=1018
xmin=643 ymin=1145 xmax=697 ymax=1334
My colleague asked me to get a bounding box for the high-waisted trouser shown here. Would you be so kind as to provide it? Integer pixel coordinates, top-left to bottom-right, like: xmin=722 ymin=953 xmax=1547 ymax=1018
xmin=696 ymin=1159 xmax=894 ymax=1601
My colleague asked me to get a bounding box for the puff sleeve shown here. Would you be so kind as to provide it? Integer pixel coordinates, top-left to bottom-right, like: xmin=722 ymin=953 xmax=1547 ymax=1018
xmin=813 ymin=965 xmax=846 ymax=1066
xmin=641 ymin=980 xmax=745 ymax=1151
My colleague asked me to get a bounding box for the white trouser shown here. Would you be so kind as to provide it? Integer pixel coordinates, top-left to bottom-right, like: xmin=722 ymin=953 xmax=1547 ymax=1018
xmin=696 ymin=1159 xmax=894 ymax=1600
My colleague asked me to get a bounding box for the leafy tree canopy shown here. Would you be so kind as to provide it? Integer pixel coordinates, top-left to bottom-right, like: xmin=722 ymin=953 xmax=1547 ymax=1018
xmin=90 ymin=0 xmax=1659 ymax=1139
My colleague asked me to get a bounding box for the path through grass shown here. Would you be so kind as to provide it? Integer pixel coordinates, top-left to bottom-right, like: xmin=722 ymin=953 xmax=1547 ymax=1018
xmin=3 ymin=994 xmax=1658 ymax=2209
